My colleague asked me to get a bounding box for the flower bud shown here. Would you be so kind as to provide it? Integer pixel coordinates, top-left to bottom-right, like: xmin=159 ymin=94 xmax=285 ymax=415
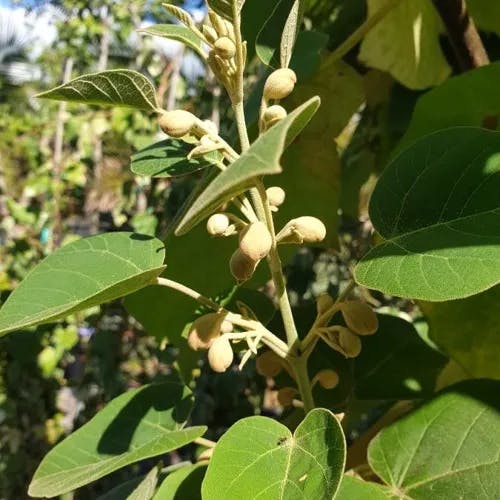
xmin=339 ymin=301 xmax=378 ymax=336
xmin=277 ymin=387 xmax=298 ymax=407
xmin=229 ymin=249 xmax=258 ymax=282
xmin=276 ymin=216 xmax=326 ymax=244
xmin=266 ymin=186 xmax=286 ymax=208
xmin=214 ymin=36 xmax=236 ymax=59
xmin=207 ymin=213 xmax=230 ymax=236
xmin=337 ymin=327 xmax=362 ymax=358
xmin=221 ymin=319 xmax=233 ymax=334
xmin=263 ymin=68 xmax=297 ymax=101
xmin=158 ymin=110 xmax=196 ymax=138
xmin=239 ymin=221 xmax=272 ymax=261
xmin=256 ymin=351 xmax=283 ymax=377
xmin=316 ymin=369 xmax=339 ymax=390
xmin=208 ymin=336 xmax=234 ymax=373
xmin=262 ymin=105 xmax=287 ymax=129
xmin=187 ymin=312 xmax=225 ymax=351
xmin=316 ymin=294 xmax=334 ymax=315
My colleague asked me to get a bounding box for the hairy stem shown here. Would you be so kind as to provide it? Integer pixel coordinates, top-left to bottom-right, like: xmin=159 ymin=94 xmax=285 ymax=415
xmin=156 ymin=277 xmax=221 ymax=311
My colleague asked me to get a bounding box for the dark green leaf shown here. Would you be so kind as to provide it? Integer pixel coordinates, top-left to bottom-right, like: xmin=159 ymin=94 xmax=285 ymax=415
xmin=419 ymin=285 xmax=500 ymax=379
xmin=130 ymin=139 xmax=218 ymax=178
xmin=202 ymin=408 xmax=345 ymax=499
xmin=368 ymin=380 xmax=500 ymax=499
xmin=207 ymin=0 xmax=244 ymax=20
xmin=175 ymin=96 xmax=320 ymax=235
xmin=355 ymin=314 xmax=447 ymax=399
xmin=336 ymin=475 xmax=389 ymax=499
xmin=29 ymin=381 xmax=206 ymax=497
xmin=37 ymin=70 xmax=159 ymax=111
xmin=138 ymin=25 xmax=206 ymax=59
xmin=0 ymin=233 xmax=166 ymax=337
xmin=153 ymin=463 xmax=206 ymax=500
xmin=355 ymin=127 xmax=500 ymax=301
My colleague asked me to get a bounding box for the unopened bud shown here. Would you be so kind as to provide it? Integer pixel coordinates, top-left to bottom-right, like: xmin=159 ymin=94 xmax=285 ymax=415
xmin=158 ymin=110 xmax=196 ymax=138
xmin=256 ymin=351 xmax=283 ymax=377
xmin=339 ymin=302 xmax=378 ymax=336
xmin=208 ymin=336 xmax=234 ymax=373
xmin=262 ymin=105 xmax=287 ymax=129
xmin=214 ymin=36 xmax=236 ymax=59
xmin=207 ymin=213 xmax=230 ymax=236
xmin=316 ymin=369 xmax=339 ymax=390
xmin=239 ymin=221 xmax=272 ymax=261
xmin=276 ymin=216 xmax=326 ymax=244
xmin=187 ymin=312 xmax=225 ymax=351
xmin=221 ymin=319 xmax=233 ymax=334
xmin=277 ymin=387 xmax=299 ymax=407
xmin=316 ymin=294 xmax=334 ymax=315
xmin=263 ymin=68 xmax=297 ymax=101
xmin=230 ymin=249 xmax=258 ymax=282
xmin=336 ymin=327 xmax=362 ymax=358
xmin=266 ymin=186 xmax=286 ymax=209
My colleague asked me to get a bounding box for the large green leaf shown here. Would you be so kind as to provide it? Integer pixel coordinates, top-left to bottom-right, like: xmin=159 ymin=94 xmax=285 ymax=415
xmin=354 ymin=127 xmax=500 ymax=301
xmin=130 ymin=139 xmax=218 ymax=178
xmin=354 ymin=314 xmax=447 ymax=399
xmin=419 ymin=285 xmax=500 ymax=379
xmin=138 ymin=25 xmax=206 ymax=59
xmin=202 ymin=408 xmax=345 ymax=499
xmin=368 ymin=380 xmax=500 ymax=499
xmin=0 ymin=233 xmax=165 ymax=337
xmin=397 ymin=62 xmax=500 ymax=153
xmin=336 ymin=475 xmax=389 ymax=499
xmin=29 ymin=381 xmax=206 ymax=497
xmin=175 ymin=96 xmax=320 ymax=235
xmin=359 ymin=0 xmax=450 ymax=90
xmin=279 ymin=57 xmax=364 ymax=247
xmin=37 ymin=70 xmax=159 ymax=111
xmin=153 ymin=463 xmax=206 ymax=500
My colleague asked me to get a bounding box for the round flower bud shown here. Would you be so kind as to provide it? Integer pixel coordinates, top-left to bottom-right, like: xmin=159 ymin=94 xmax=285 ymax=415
xmin=214 ymin=36 xmax=236 ymax=59
xmin=316 ymin=369 xmax=339 ymax=390
xmin=207 ymin=213 xmax=230 ymax=236
xmin=229 ymin=249 xmax=258 ymax=282
xmin=239 ymin=221 xmax=272 ymax=261
xmin=277 ymin=387 xmax=298 ymax=407
xmin=277 ymin=216 xmax=326 ymax=244
xmin=266 ymin=186 xmax=286 ymax=208
xmin=158 ymin=110 xmax=196 ymax=138
xmin=187 ymin=312 xmax=225 ymax=351
xmin=256 ymin=351 xmax=283 ymax=377
xmin=263 ymin=68 xmax=297 ymax=101
xmin=208 ymin=336 xmax=234 ymax=373
xmin=262 ymin=105 xmax=287 ymax=128
xmin=339 ymin=301 xmax=378 ymax=336
xmin=316 ymin=294 xmax=334 ymax=315
xmin=337 ymin=327 xmax=362 ymax=358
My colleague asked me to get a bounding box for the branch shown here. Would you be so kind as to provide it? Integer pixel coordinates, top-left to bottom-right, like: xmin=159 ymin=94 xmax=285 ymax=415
xmin=432 ymin=0 xmax=489 ymax=70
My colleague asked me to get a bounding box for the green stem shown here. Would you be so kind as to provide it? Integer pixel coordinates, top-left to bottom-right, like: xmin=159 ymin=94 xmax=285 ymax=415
xmin=294 ymin=357 xmax=315 ymax=413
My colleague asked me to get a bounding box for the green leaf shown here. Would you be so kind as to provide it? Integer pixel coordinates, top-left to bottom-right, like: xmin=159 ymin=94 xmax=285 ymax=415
xmin=354 ymin=127 xmax=500 ymax=301
xmin=419 ymin=285 xmax=500 ymax=379
xmin=397 ymin=62 xmax=500 ymax=154
xmin=0 ymin=233 xmax=165 ymax=337
xmin=130 ymin=139 xmax=218 ymax=178
xmin=278 ymin=58 xmax=364 ymax=247
xmin=202 ymin=408 xmax=345 ymax=499
xmin=207 ymin=0 xmax=244 ymax=20
xmin=175 ymin=96 xmax=320 ymax=235
xmin=97 ymin=476 xmax=148 ymax=500
xmin=138 ymin=25 xmax=206 ymax=59
xmin=355 ymin=314 xmax=447 ymax=399
xmin=29 ymin=381 xmax=206 ymax=497
xmin=256 ymin=0 xmax=296 ymax=67
xmin=37 ymin=70 xmax=159 ymax=111
xmin=368 ymin=380 xmax=500 ymax=499
xmin=153 ymin=463 xmax=206 ymax=500
xmin=336 ymin=475 xmax=389 ymax=499
xmin=359 ymin=0 xmax=450 ymax=90
xmin=128 ymin=466 xmax=159 ymax=500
